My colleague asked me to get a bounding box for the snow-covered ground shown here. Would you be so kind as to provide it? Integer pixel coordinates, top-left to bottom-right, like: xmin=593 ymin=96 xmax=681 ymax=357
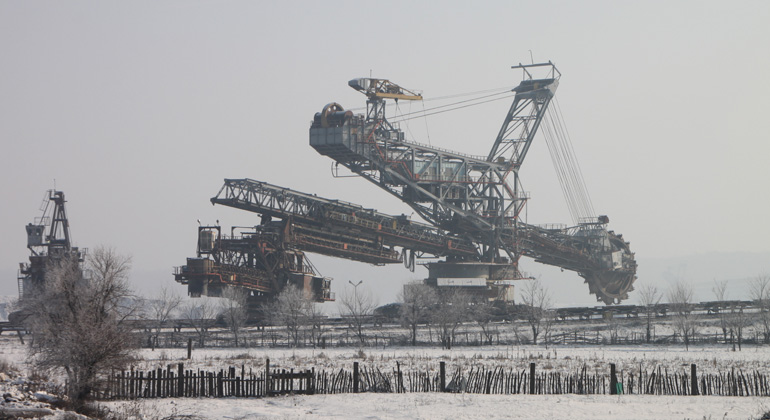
xmin=101 ymin=393 xmax=770 ymax=419
xmin=121 ymin=344 xmax=770 ymax=419
xmin=3 ymin=335 xmax=770 ymax=419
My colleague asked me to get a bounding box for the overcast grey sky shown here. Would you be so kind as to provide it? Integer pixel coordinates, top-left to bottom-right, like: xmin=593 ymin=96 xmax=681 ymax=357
xmin=2 ymin=1 xmax=769 ymax=307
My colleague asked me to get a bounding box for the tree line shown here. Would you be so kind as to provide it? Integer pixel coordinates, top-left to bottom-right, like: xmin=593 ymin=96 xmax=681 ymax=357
xmin=264 ymin=278 xmax=556 ymax=350
xmin=638 ymin=274 xmax=770 ymax=350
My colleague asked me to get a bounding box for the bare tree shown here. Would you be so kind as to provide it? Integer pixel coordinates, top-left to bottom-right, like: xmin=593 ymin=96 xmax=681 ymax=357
xmin=541 ymin=307 xmax=556 ymax=348
xmin=667 ymin=280 xmax=697 ymax=350
xmin=471 ymin=300 xmax=498 ymax=346
xmin=182 ymin=297 xmax=216 ymax=347
xmin=712 ymin=280 xmax=730 ymax=343
xmin=268 ymin=285 xmax=312 ymax=347
xmin=145 ymin=286 xmax=183 ymax=349
xmin=218 ymin=287 xmax=249 ymax=347
xmin=23 ymin=247 xmax=137 ymax=408
xmin=398 ymin=282 xmax=437 ymax=346
xmin=431 ymin=289 xmax=471 ymax=349
xmin=606 ymin=311 xmax=621 ymax=345
xmin=339 ymin=281 xmax=378 ymax=345
xmin=638 ymin=284 xmax=661 ymax=343
xmin=306 ymin=299 xmax=326 ymax=348
xmin=510 ymin=323 xmax=527 ymax=345
xmin=727 ymin=301 xmax=750 ymax=351
xmin=519 ymin=278 xmax=552 ymax=345
xmin=750 ymin=274 xmax=770 ymax=344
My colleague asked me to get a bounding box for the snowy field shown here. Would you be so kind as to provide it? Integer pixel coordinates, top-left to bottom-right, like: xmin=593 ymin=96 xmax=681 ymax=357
xmin=123 ymin=344 xmax=770 ymax=419
xmin=100 ymin=393 xmax=770 ymax=420
xmin=3 ymin=334 xmax=770 ymax=419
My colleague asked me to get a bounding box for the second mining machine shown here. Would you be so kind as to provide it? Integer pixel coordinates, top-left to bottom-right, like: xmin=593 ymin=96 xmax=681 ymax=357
xmin=18 ymin=190 xmax=85 ymax=299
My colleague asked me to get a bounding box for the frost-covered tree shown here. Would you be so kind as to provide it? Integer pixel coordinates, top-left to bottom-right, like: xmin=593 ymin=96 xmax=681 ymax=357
xmin=471 ymin=300 xmax=499 ymax=346
xmin=606 ymin=310 xmax=621 ymax=345
xmin=727 ymin=301 xmax=750 ymax=351
xmin=339 ymin=281 xmax=378 ymax=345
xmin=306 ymin=298 xmax=326 ymax=348
xmin=712 ymin=280 xmax=730 ymax=343
xmin=750 ymin=274 xmax=770 ymax=344
xmin=398 ymin=282 xmax=437 ymax=346
xmin=182 ymin=297 xmax=216 ymax=347
xmin=23 ymin=247 xmax=138 ymax=408
xmin=519 ymin=278 xmax=552 ymax=345
xmin=219 ymin=287 xmax=249 ymax=347
xmin=638 ymin=284 xmax=662 ymax=343
xmin=667 ymin=280 xmax=697 ymax=350
xmin=431 ymin=289 xmax=471 ymax=349
xmin=269 ymin=285 xmax=313 ymax=347
xmin=145 ymin=286 xmax=182 ymax=349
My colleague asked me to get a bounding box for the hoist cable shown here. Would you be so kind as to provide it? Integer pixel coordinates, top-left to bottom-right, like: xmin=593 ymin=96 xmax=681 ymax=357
xmin=347 ymin=85 xmax=516 ymax=111
xmin=554 ymin=98 xmax=595 ymax=216
xmin=542 ymin=116 xmax=580 ymax=223
xmin=541 ymin=99 xmax=596 ymax=224
xmin=390 ymin=90 xmax=514 ymax=120
xmin=549 ymin=104 xmax=594 ymax=220
xmin=421 ymin=100 xmax=433 ymax=146
xmin=391 ymin=93 xmax=515 ymax=123
xmin=554 ymin=109 xmax=592 ymax=221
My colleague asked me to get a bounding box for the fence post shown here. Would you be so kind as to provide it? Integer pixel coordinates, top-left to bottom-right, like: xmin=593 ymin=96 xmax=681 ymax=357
xmin=440 ymin=361 xmax=446 ymax=392
xmin=217 ymin=370 xmax=224 ymax=397
xmin=309 ymin=367 xmax=315 ymax=395
xmin=353 ymin=362 xmax=359 ymax=393
xmin=230 ymin=367 xmax=237 ymax=396
xmin=396 ymin=361 xmax=402 ymax=393
xmin=691 ymin=364 xmax=699 ymax=396
xmin=529 ymin=363 xmax=535 ymax=394
xmin=178 ymin=363 xmax=184 ymax=397
xmin=610 ymin=364 xmax=617 ymax=395
xmin=187 ymin=338 xmax=192 ymax=360
xmin=265 ymin=358 xmax=271 ymax=397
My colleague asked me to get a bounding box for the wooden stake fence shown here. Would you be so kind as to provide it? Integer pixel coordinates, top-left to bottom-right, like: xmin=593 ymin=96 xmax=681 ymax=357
xmin=103 ymin=361 xmax=770 ymax=399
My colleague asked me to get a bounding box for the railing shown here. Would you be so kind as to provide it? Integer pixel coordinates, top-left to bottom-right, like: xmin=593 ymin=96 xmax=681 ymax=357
xmin=534 ymin=223 xmax=568 ymax=231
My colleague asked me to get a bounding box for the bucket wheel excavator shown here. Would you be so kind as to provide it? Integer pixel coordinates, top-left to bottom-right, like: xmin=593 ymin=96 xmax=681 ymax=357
xmin=309 ymin=62 xmax=636 ymax=304
xmin=175 ymin=62 xmax=636 ymax=308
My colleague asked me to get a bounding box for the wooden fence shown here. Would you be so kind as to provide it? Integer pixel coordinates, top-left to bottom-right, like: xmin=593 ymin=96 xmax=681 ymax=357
xmin=102 ymin=361 xmax=770 ymax=399
xmin=104 ymin=360 xmax=313 ymax=399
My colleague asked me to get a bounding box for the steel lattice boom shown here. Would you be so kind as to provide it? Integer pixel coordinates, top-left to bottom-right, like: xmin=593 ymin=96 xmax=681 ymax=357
xmin=211 ymin=178 xmax=478 ymax=263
